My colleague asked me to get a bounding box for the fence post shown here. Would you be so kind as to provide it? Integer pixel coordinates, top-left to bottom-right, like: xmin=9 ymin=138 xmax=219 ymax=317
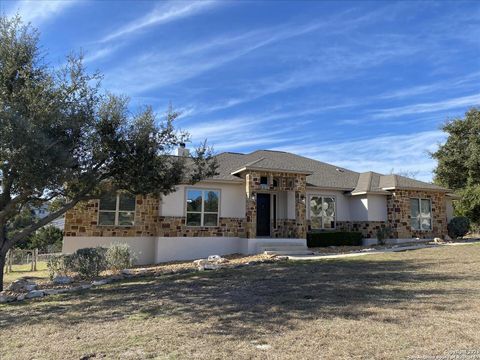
xmin=7 ymin=250 xmax=12 ymax=273
xmin=34 ymin=249 xmax=38 ymax=271
xmin=3 ymin=250 xmax=8 ymax=274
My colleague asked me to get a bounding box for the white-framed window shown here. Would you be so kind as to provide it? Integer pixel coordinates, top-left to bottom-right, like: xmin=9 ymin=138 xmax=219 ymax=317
xmin=309 ymin=195 xmax=336 ymax=230
xmin=186 ymin=188 xmax=220 ymax=227
xmin=98 ymin=192 xmax=136 ymax=226
xmin=410 ymin=198 xmax=432 ymax=230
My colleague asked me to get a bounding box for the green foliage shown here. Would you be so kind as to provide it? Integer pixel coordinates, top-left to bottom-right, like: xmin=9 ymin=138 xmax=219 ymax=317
xmin=447 ymin=216 xmax=470 ymax=239
xmin=307 ymin=232 xmax=363 ymax=247
xmin=0 ymin=16 xmax=217 ymax=289
xmin=432 ymin=108 xmax=480 ymax=225
xmin=376 ymin=225 xmax=393 ymax=246
xmin=68 ymin=247 xmax=108 ymax=279
xmin=30 ymin=226 xmax=63 ymax=252
xmin=47 ymin=255 xmax=70 ymax=280
xmin=106 ymin=244 xmax=134 ymax=271
xmin=6 ymin=209 xmax=35 ymax=248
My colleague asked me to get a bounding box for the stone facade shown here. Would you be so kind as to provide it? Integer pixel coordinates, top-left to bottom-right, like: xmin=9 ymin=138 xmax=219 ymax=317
xmin=156 ymin=216 xmax=245 ymax=237
xmin=335 ymin=221 xmax=387 ymax=238
xmin=64 ymin=195 xmax=159 ymax=237
xmin=65 ymin=195 xmax=246 ymax=238
xmin=244 ymin=170 xmax=307 ymax=238
xmin=386 ymin=190 xmax=447 ymax=239
xmin=64 ymin=184 xmax=449 ymax=241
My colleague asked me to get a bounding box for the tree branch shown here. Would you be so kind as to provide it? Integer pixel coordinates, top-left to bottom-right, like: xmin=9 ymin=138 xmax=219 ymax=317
xmin=9 ymin=192 xmax=96 ymax=247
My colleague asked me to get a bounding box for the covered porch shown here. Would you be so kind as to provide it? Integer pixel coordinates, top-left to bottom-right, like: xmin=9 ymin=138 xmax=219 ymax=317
xmin=236 ymin=169 xmax=309 ymax=239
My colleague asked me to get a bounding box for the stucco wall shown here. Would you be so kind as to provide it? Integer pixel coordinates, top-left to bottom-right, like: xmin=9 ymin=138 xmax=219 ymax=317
xmin=160 ymin=182 xmax=246 ymax=218
xmin=349 ymin=196 xmax=368 ymax=221
xmin=63 ymin=236 xmax=156 ymax=264
xmin=367 ymin=195 xmax=388 ymax=221
xmin=155 ymin=237 xmax=244 ymax=263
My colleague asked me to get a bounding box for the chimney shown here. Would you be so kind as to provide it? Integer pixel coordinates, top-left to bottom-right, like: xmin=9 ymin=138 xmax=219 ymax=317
xmin=177 ymin=142 xmax=190 ymax=157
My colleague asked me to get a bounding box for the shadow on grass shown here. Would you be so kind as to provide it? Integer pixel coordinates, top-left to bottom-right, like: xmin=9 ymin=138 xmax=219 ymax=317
xmin=1 ymin=252 xmax=478 ymax=336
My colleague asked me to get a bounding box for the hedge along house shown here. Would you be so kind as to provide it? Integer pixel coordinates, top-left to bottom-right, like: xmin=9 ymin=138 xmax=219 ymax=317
xmin=63 ymin=148 xmax=458 ymax=264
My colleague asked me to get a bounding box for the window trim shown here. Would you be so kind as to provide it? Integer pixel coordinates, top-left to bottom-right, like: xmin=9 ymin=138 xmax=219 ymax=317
xmin=97 ymin=193 xmax=136 ymax=227
xmin=185 ymin=187 xmax=221 ymax=227
xmin=410 ymin=197 xmax=432 ymax=231
xmin=308 ymin=194 xmax=337 ymax=230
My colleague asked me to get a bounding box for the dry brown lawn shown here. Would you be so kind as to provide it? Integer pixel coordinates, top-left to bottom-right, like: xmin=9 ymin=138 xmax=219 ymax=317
xmin=1 ymin=244 xmax=480 ymax=360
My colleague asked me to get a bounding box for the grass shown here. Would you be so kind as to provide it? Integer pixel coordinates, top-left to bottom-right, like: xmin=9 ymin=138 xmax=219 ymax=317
xmin=1 ymin=245 xmax=480 ymax=359
xmin=3 ymin=261 xmax=49 ymax=284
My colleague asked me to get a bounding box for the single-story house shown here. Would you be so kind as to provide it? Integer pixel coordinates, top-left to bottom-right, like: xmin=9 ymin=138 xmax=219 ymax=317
xmin=63 ymin=147 xmax=458 ymax=264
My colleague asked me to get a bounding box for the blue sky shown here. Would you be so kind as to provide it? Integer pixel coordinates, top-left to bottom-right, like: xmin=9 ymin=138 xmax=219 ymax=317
xmin=3 ymin=0 xmax=480 ymax=181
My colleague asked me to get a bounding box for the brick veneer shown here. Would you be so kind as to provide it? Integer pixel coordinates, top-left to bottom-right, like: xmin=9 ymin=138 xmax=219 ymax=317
xmin=387 ymin=190 xmax=447 ymax=239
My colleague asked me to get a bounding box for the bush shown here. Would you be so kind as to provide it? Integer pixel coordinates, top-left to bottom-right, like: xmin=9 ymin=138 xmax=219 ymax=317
xmin=69 ymin=247 xmax=108 ymax=278
xmin=306 ymin=231 xmax=363 ymax=247
xmin=447 ymin=216 xmax=470 ymax=239
xmin=376 ymin=225 xmax=392 ymax=246
xmin=47 ymin=254 xmax=71 ymax=280
xmin=106 ymin=244 xmax=134 ymax=271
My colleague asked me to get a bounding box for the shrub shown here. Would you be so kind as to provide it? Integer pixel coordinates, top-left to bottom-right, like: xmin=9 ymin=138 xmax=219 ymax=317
xmin=306 ymin=231 xmax=363 ymax=247
xmin=106 ymin=244 xmax=134 ymax=271
xmin=47 ymin=254 xmax=71 ymax=280
xmin=376 ymin=225 xmax=392 ymax=246
xmin=69 ymin=247 xmax=108 ymax=278
xmin=447 ymin=216 xmax=470 ymax=239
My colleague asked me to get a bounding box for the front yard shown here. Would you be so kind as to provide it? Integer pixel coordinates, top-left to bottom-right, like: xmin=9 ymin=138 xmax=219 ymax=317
xmin=1 ymin=244 xmax=479 ymax=359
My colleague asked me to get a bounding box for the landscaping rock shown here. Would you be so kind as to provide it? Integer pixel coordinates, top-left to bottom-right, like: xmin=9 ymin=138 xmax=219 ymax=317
xmin=53 ymin=275 xmax=73 ymax=285
xmin=203 ymin=263 xmax=221 ymax=270
xmin=25 ymin=290 xmax=44 ymax=299
xmin=121 ymin=269 xmax=134 ymax=276
xmin=16 ymin=294 xmax=25 ymax=301
xmin=7 ymin=279 xmax=36 ymax=292
xmin=434 ymin=237 xmax=444 ymax=244
xmin=0 ymin=293 xmax=16 ymax=303
xmin=92 ymin=279 xmax=110 ymax=286
xmin=25 ymin=283 xmax=37 ymax=291
xmin=42 ymin=289 xmax=58 ymax=296
xmin=109 ymin=274 xmax=125 ymax=281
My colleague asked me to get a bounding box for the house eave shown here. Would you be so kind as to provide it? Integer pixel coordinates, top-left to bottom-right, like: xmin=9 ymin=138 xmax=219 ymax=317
xmin=231 ymin=166 xmax=313 ymax=176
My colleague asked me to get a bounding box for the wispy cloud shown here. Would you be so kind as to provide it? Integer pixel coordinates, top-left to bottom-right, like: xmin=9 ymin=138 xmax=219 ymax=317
xmin=6 ymin=0 xmax=78 ymax=24
xmin=105 ymin=6 xmax=420 ymax=97
xmin=104 ymin=19 xmax=335 ymax=94
xmin=372 ymin=93 xmax=480 ymax=119
xmin=100 ymin=1 xmax=219 ymax=43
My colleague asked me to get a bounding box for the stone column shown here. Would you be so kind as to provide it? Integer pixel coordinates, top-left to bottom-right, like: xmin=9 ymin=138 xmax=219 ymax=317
xmin=294 ymin=175 xmax=307 ymax=238
xmin=245 ymin=173 xmax=256 ymax=238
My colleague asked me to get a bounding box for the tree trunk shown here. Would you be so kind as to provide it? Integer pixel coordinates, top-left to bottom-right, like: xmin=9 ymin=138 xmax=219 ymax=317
xmin=0 ymin=223 xmax=8 ymax=292
xmin=0 ymin=250 xmax=5 ymax=292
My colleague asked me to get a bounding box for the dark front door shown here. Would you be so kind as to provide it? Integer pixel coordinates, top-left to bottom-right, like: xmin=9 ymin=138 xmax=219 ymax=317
xmin=256 ymin=193 xmax=271 ymax=237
